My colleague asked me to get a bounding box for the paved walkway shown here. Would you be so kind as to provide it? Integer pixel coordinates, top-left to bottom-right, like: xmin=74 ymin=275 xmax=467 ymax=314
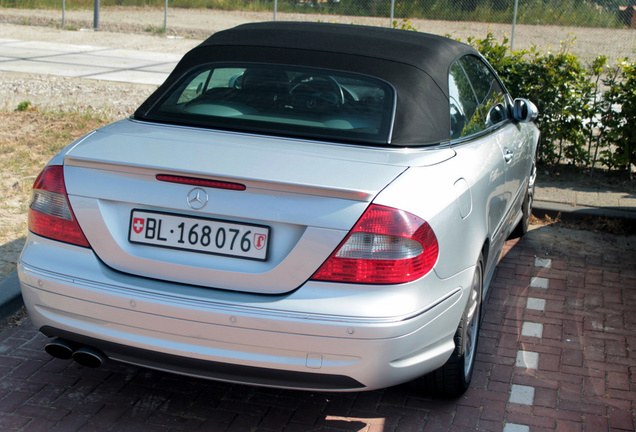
xmin=1 ymin=225 xmax=634 ymax=431
xmin=0 ymin=38 xmax=180 ymax=85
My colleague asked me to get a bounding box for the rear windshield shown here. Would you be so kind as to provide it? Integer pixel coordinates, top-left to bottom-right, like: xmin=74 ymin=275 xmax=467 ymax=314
xmin=142 ymin=63 xmax=395 ymax=144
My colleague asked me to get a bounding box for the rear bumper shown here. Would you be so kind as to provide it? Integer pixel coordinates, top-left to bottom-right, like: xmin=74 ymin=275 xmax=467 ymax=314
xmin=18 ymin=235 xmax=473 ymax=392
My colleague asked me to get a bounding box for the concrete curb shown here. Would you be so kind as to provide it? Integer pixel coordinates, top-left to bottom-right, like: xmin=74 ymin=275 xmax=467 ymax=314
xmin=533 ymin=200 xmax=636 ymax=222
xmin=0 ymin=270 xmax=23 ymax=322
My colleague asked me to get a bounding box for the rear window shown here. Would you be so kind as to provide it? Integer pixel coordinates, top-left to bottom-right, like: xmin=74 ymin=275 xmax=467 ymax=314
xmin=143 ymin=63 xmax=395 ymax=144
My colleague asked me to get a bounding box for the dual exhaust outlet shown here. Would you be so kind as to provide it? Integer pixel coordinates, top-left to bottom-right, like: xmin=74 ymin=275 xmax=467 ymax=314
xmin=45 ymin=338 xmax=107 ymax=368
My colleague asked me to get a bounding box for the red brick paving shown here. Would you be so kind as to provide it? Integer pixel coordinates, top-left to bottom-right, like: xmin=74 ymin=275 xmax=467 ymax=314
xmin=0 ymin=224 xmax=634 ymax=431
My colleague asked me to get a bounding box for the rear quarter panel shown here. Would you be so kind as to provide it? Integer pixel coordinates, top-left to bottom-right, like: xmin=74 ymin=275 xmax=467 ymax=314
xmin=373 ymin=136 xmax=506 ymax=281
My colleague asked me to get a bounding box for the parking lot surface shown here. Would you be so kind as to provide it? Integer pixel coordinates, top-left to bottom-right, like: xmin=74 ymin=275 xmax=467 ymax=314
xmin=0 ymin=224 xmax=634 ymax=432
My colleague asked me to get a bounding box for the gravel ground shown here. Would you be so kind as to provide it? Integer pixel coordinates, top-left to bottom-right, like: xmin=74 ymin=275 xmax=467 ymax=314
xmin=1 ymin=6 xmax=635 ymax=62
xmin=0 ymin=71 xmax=157 ymax=118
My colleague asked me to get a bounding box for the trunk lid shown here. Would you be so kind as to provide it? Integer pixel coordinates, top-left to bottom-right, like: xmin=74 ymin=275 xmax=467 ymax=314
xmin=63 ymin=120 xmax=424 ymax=294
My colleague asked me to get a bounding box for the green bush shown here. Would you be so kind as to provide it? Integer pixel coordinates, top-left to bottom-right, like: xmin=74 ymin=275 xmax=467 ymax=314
xmin=470 ymin=33 xmax=635 ymax=178
xmin=603 ymin=61 xmax=636 ymax=174
xmin=15 ymin=101 xmax=34 ymax=111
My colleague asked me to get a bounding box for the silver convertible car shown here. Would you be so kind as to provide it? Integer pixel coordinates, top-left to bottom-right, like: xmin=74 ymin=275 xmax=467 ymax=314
xmin=19 ymin=22 xmax=539 ymax=396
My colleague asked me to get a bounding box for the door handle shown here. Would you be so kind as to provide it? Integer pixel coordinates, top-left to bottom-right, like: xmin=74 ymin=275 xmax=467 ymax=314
xmin=504 ymin=149 xmax=513 ymax=163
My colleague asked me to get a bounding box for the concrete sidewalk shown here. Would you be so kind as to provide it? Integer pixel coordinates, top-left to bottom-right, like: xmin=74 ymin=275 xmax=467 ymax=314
xmin=534 ymin=183 xmax=636 ymax=221
xmin=0 ymin=38 xmax=181 ymax=85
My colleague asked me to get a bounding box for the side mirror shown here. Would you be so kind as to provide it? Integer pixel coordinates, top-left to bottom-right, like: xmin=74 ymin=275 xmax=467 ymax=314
xmin=513 ymin=98 xmax=538 ymax=123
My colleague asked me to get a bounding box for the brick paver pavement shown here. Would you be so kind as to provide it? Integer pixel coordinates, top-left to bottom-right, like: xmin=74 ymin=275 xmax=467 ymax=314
xmin=1 ymin=224 xmax=634 ymax=432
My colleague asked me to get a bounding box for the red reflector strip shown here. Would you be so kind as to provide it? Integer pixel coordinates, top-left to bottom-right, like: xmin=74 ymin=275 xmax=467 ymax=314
xmin=156 ymin=175 xmax=246 ymax=191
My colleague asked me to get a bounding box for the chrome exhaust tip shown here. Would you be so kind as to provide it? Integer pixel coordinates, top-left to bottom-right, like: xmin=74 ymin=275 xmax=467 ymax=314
xmin=44 ymin=338 xmax=76 ymax=360
xmin=72 ymin=346 xmax=106 ymax=368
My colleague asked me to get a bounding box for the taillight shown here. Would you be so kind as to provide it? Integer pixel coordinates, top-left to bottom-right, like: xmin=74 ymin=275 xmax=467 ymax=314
xmin=311 ymin=204 xmax=438 ymax=284
xmin=28 ymin=165 xmax=90 ymax=248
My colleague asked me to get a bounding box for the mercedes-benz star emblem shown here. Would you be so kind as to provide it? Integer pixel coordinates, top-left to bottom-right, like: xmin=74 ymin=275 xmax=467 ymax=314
xmin=186 ymin=187 xmax=208 ymax=210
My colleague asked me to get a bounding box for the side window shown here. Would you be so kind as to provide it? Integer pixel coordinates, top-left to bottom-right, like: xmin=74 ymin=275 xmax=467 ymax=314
xmin=449 ymin=56 xmax=509 ymax=139
xmin=449 ymin=62 xmax=476 ymax=139
xmin=176 ymin=68 xmax=245 ymax=104
xmin=176 ymin=70 xmax=210 ymax=104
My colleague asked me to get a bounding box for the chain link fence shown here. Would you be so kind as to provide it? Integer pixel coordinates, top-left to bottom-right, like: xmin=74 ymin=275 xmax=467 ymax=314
xmin=0 ymin=1 xmax=634 ymax=62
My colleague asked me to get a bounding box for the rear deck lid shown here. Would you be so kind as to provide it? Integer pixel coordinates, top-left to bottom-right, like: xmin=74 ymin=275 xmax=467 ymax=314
xmin=62 ymin=120 xmax=416 ymax=294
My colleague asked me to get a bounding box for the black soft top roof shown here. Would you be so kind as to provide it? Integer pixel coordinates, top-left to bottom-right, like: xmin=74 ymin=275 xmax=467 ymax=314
xmin=135 ymin=22 xmax=483 ymax=146
xmin=198 ymin=22 xmax=477 ymax=89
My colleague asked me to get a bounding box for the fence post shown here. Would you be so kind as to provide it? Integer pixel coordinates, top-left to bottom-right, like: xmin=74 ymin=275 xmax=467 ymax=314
xmin=164 ymin=0 xmax=168 ymax=33
xmin=94 ymin=0 xmax=100 ymax=29
xmin=62 ymin=0 xmax=66 ymax=27
xmin=511 ymin=0 xmax=518 ymax=50
xmin=274 ymin=0 xmax=277 ymax=21
xmin=390 ymin=0 xmax=395 ymax=27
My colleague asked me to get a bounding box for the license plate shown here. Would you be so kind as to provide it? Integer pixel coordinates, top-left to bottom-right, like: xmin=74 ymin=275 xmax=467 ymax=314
xmin=129 ymin=210 xmax=270 ymax=261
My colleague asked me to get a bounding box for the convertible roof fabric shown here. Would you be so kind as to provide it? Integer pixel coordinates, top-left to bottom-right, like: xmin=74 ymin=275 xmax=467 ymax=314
xmin=135 ymin=22 xmax=483 ymax=146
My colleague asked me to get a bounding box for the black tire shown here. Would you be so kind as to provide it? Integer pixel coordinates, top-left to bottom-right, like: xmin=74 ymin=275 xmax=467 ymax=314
xmin=412 ymin=255 xmax=483 ymax=397
xmin=511 ymin=159 xmax=536 ymax=238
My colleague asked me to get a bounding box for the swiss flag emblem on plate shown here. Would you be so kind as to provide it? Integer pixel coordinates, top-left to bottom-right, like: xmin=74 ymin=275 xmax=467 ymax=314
xmin=132 ymin=218 xmax=145 ymax=234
